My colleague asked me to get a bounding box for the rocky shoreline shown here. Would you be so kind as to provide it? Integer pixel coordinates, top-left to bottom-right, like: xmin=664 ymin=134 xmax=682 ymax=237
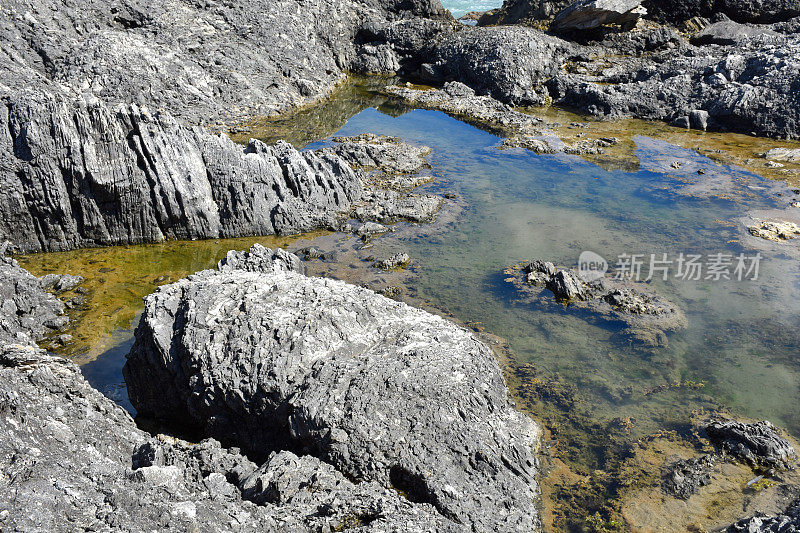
xmin=3 ymin=0 xmax=800 ymax=252
xmin=0 ymin=245 xmax=541 ymax=531
xmin=2 ymin=0 xmax=800 ymax=530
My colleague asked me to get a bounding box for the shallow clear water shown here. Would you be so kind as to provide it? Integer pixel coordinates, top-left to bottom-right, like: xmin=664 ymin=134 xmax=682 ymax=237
xmin=441 ymin=0 xmax=503 ymax=17
xmin=305 ymin=108 xmax=800 ymax=443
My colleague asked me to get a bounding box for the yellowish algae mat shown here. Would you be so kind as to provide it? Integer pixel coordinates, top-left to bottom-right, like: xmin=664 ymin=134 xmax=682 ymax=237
xmin=534 ymin=105 xmax=800 ymax=186
xmin=18 ymin=233 xmax=328 ymax=364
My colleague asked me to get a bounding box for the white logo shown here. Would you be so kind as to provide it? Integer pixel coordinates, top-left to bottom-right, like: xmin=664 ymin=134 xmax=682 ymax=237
xmin=578 ymin=251 xmax=608 ymax=282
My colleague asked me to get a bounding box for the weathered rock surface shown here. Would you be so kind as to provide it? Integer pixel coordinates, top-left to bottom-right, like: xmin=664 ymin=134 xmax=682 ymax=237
xmin=645 ymin=0 xmax=800 ymax=24
xmin=662 ymin=454 xmax=717 ymax=499
xmin=505 ymin=260 xmax=687 ymax=348
xmin=0 ymin=344 xmax=457 ymax=532
xmin=0 ymin=250 xmax=486 ymax=532
xmin=328 ymin=134 xmax=432 ymax=175
xmin=0 ymin=0 xmax=450 ymax=125
xmin=546 ymin=27 xmax=800 ymax=139
xmin=374 ymin=252 xmax=411 ymax=270
xmin=765 ymin=148 xmax=800 ymax=162
xmin=484 ymin=0 xmax=799 ymax=26
xmin=691 ymin=20 xmax=784 ymax=45
xmin=0 ymin=252 xmax=68 ymax=346
xmin=747 ymin=218 xmax=800 ymax=242
xmin=423 ymin=26 xmax=573 ymax=106
xmin=478 ymin=0 xmax=575 ymax=26
xmin=218 ymin=244 xmax=305 ymax=275
xmin=0 ymin=91 xmax=363 ymax=253
xmin=125 ymin=245 xmax=542 ymax=532
xmin=726 ymin=499 xmax=800 ymax=532
xmin=0 ymin=0 xmax=453 ymax=253
xmin=706 ymin=419 xmax=796 ymax=470
xmin=551 ymin=0 xmax=647 ymax=31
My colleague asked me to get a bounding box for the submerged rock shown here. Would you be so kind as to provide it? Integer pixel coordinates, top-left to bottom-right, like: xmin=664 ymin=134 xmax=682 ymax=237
xmin=39 ymin=274 xmax=85 ymax=293
xmin=765 ymin=148 xmax=800 ymax=162
xmin=706 ymin=419 xmax=796 ymax=470
xmin=662 ymin=454 xmax=717 ymax=500
xmin=505 ymin=260 xmax=687 ymax=348
xmin=747 ymin=219 xmax=800 ymax=242
xmin=125 ymin=245 xmax=542 ymax=532
xmin=374 ymin=252 xmax=411 ymax=270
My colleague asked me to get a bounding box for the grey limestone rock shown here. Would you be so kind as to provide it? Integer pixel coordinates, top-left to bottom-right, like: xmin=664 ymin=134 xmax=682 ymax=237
xmin=0 ymin=253 xmax=67 ymax=346
xmin=726 ymin=499 xmax=800 ymax=532
xmin=706 ymin=419 xmax=796 ymax=470
xmin=218 ymin=244 xmax=304 ymax=275
xmin=124 ymin=245 xmax=542 ymax=532
xmin=551 ymin=0 xmax=647 ymax=31
xmin=0 ymin=344 xmax=458 ymax=532
xmin=0 ymin=91 xmax=362 ymax=252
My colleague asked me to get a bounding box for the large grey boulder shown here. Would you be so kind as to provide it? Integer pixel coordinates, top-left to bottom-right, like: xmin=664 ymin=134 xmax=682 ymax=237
xmin=125 ymin=245 xmax=541 ymax=532
xmin=426 ymin=26 xmax=575 ymax=105
xmin=0 ymin=344 xmax=458 ymax=532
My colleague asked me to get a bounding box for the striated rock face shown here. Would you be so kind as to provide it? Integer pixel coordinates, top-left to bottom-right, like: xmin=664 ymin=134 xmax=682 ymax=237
xmin=0 ymin=0 xmax=452 ymax=253
xmin=551 ymin=0 xmax=646 ymax=31
xmin=0 ymin=91 xmax=362 ymax=253
xmin=125 ymin=245 xmax=542 ymax=532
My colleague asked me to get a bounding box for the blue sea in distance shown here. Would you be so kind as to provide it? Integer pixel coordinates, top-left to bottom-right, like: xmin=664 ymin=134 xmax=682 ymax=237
xmin=441 ymin=0 xmax=503 ymax=17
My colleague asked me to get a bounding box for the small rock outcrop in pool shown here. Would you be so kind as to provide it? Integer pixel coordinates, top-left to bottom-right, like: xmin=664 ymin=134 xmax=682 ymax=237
xmin=706 ymin=419 xmax=796 ymax=470
xmin=327 ymin=134 xmax=445 ymax=224
xmin=504 ymin=260 xmax=687 ymax=349
xmin=125 ymin=245 xmax=542 ymax=532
